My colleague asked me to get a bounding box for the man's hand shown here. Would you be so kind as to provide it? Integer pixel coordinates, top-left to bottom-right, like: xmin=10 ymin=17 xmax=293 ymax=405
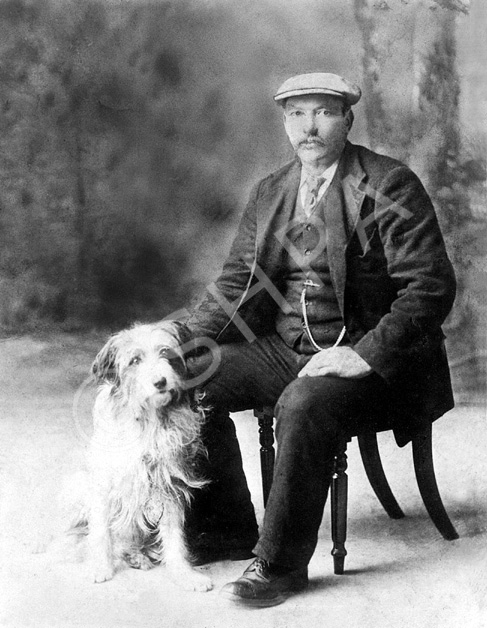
xmin=298 ymin=346 xmax=373 ymax=379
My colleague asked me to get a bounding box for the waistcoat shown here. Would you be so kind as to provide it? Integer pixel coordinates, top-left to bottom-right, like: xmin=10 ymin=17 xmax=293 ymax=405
xmin=275 ymin=189 xmax=346 ymax=354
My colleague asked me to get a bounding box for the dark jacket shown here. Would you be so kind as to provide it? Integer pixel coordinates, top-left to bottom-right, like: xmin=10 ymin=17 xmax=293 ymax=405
xmin=187 ymin=142 xmax=456 ymax=445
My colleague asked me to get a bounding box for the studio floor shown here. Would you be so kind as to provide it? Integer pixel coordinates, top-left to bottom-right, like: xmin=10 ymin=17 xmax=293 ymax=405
xmin=1 ymin=333 xmax=486 ymax=628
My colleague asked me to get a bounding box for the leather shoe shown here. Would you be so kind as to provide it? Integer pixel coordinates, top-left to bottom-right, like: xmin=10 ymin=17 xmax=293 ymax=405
xmin=220 ymin=558 xmax=308 ymax=607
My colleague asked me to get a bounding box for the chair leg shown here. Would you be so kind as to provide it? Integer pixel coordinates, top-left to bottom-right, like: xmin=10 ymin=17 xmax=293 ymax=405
xmin=254 ymin=407 xmax=275 ymax=507
xmin=358 ymin=433 xmax=405 ymax=520
xmin=412 ymin=423 xmax=459 ymax=540
xmin=331 ymin=441 xmax=348 ymax=574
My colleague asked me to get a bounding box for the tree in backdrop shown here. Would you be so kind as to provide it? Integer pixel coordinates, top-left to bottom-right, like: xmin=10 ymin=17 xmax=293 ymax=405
xmin=0 ymin=0 xmax=352 ymax=332
xmin=354 ymin=0 xmax=486 ymax=395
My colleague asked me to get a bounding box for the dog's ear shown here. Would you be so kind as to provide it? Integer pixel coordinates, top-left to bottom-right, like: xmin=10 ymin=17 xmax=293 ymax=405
xmin=171 ymin=320 xmax=194 ymax=348
xmin=91 ymin=336 xmax=120 ymax=386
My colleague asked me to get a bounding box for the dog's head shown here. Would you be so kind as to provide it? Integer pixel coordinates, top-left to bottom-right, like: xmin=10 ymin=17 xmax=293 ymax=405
xmin=91 ymin=321 xmax=197 ymax=409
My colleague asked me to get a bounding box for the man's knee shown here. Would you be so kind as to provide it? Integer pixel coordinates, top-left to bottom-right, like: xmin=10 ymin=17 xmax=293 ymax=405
xmin=275 ymin=377 xmax=341 ymax=438
xmin=277 ymin=378 xmax=317 ymax=417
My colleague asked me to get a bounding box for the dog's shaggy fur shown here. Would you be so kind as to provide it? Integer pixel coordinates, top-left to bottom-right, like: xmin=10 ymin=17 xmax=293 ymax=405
xmin=77 ymin=321 xmax=212 ymax=591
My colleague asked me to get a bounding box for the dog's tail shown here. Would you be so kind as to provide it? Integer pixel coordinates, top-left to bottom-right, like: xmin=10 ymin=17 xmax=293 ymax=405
xmin=44 ymin=505 xmax=89 ymax=563
xmin=68 ymin=509 xmax=89 ymax=536
xmin=43 ymin=471 xmax=91 ymax=562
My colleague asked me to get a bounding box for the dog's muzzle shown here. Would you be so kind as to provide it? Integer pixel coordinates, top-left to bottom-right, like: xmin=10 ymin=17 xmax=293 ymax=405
xmin=154 ymin=377 xmax=167 ymax=392
xmin=151 ymin=379 xmax=178 ymax=408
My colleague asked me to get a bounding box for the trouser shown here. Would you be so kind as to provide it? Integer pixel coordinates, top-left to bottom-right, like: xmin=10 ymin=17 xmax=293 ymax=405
xmin=187 ymin=333 xmax=395 ymax=568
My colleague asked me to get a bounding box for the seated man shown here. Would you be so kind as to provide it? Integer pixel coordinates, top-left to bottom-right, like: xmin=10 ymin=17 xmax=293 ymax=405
xmin=185 ymin=72 xmax=456 ymax=607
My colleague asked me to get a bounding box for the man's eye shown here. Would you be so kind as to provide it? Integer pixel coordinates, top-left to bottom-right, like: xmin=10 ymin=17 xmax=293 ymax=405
xmin=317 ymin=109 xmax=331 ymax=116
xmin=129 ymin=356 xmax=141 ymax=366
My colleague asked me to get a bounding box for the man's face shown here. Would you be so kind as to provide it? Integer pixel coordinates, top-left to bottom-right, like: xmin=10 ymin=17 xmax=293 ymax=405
xmin=283 ymin=94 xmax=351 ymax=168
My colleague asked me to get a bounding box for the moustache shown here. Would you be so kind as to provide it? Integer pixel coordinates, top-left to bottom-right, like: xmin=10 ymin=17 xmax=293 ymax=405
xmin=298 ymin=137 xmax=326 ymax=147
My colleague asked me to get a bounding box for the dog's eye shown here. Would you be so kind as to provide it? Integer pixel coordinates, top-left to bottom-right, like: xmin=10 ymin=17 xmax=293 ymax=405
xmin=129 ymin=356 xmax=142 ymax=366
xmin=159 ymin=347 xmax=178 ymax=360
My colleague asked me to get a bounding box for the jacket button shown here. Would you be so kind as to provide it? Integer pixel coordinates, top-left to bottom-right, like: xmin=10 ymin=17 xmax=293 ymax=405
xmin=304 ymin=249 xmax=310 ymax=255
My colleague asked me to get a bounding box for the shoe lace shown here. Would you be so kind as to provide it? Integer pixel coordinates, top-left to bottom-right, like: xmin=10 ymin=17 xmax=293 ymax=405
xmin=245 ymin=558 xmax=270 ymax=579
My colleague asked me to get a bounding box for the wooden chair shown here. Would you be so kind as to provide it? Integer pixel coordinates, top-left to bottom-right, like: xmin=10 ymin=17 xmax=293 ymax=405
xmin=254 ymin=406 xmax=458 ymax=575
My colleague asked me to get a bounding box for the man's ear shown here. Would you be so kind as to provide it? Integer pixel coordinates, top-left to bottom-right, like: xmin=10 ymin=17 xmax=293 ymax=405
xmin=91 ymin=335 xmax=120 ymax=386
xmin=345 ymin=109 xmax=354 ymax=131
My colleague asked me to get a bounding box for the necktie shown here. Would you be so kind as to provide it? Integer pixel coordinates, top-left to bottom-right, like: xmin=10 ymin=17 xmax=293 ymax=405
xmin=304 ymin=176 xmax=325 ymax=216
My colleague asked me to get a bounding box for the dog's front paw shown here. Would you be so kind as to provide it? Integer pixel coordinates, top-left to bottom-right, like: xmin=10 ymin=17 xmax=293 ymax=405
xmin=93 ymin=564 xmax=114 ymax=583
xmin=187 ymin=570 xmax=213 ymax=592
xmin=169 ymin=566 xmax=213 ymax=592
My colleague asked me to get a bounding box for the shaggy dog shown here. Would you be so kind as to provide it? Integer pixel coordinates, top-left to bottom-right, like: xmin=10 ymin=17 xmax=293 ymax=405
xmin=79 ymin=320 xmax=212 ymax=591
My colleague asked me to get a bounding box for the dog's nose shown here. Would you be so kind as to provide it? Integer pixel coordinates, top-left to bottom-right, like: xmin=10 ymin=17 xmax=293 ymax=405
xmin=154 ymin=377 xmax=167 ymax=391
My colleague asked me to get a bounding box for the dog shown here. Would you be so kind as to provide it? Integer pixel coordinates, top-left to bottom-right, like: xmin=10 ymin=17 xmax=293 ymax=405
xmin=79 ymin=320 xmax=212 ymax=591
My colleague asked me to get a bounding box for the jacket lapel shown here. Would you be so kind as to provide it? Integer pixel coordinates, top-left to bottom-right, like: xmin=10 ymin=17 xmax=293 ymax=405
xmin=255 ymin=159 xmax=301 ymax=258
xmin=319 ymin=142 xmax=367 ymax=315
xmin=339 ymin=142 xmax=368 ymax=239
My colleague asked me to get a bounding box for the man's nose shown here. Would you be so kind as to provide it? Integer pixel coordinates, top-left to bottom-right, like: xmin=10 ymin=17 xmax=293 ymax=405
xmin=302 ymin=113 xmax=317 ymax=134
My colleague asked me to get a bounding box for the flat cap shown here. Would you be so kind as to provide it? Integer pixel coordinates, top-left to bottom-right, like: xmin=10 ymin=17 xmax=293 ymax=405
xmin=274 ymin=72 xmax=361 ymax=106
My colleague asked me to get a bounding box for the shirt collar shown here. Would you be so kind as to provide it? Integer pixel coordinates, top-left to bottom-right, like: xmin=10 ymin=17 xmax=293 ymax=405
xmin=299 ymin=160 xmax=340 ymax=188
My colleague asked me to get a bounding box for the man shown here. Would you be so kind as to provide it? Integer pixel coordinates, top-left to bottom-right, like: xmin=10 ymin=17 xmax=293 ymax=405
xmin=185 ymin=73 xmax=456 ymax=606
